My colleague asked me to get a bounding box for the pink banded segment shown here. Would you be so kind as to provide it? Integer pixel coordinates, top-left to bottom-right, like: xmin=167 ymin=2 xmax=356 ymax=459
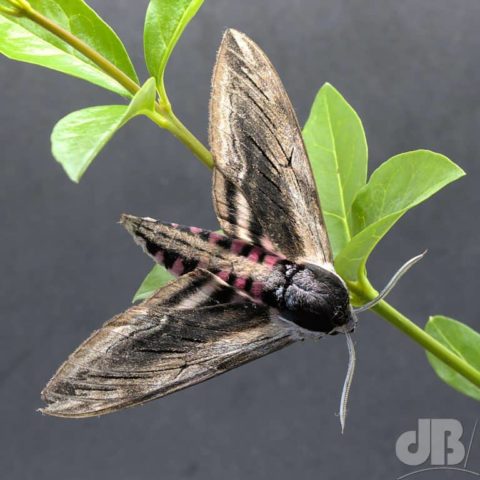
xmin=250 ymin=281 xmax=264 ymax=299
xmin=216 ymin=270 xmax=230 ymax=283
xmin=248 ymin=246 xmax=264 ymax=263
xmin=263 ymin=255 xmax=281 ymax=268
xmin=171 ymin=257 xmax=185 ymax=276
xmin=234 ymin=277 xmax=247 ymax=290
xmin=208 ymin=232 xmax=224 ymax=244
xmin=231 ymin=239 xmax=245 ymax=254
xmin=180 ymin=224 xmax=284 ymax=270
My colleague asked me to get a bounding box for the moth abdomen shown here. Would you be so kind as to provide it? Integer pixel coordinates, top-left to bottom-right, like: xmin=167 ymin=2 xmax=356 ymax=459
xmin=120 ymin=215 xmax=285 ymax=282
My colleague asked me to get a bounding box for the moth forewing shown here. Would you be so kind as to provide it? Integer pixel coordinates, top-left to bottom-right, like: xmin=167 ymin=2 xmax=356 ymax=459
xmin=209 ymin=29 xmax=333 ymax=266
xmin=41 ymin=270 xmax=299 ymax=418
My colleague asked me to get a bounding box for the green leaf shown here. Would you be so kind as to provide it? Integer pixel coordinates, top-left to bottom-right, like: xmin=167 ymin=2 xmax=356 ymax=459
xmin=133 ymin=264 xmax=173 ymax=303
xmin=303 ymin=83 xmax=368 ymax=257
xmin=144 ymin=0 xmax=204 ymax=92
xmin=425 ymin=316 xmax=480 ymax=401
xmin=335 ymin=150 xmax=465 ymax=281
xmin=52 ymin=78 xmax=157 ymax=182
xmin=0 ymin=0 xmax=138 ymax=96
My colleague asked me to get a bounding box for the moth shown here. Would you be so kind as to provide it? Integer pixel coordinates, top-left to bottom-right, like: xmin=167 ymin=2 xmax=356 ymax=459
xmin=41 ymin=29 xmax=418 ymax=426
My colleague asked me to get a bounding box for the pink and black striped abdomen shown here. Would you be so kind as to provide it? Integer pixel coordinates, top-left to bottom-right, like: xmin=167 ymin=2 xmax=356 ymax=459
xmin=121 ymin=215 xmax=285 ymax=301
xmin=121 ymin=215 xmax=353 ymax=333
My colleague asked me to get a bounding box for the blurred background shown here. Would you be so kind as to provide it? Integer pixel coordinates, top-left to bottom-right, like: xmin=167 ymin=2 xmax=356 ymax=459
xmin=1 ymin=0 xmax=479 ymax=479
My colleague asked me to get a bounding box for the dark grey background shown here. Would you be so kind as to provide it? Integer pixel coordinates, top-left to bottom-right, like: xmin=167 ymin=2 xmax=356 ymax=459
xmin=1 ymin=0 xmax=479 ymax=479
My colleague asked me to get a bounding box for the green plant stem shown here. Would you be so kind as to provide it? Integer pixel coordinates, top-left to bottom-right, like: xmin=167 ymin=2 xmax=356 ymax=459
xmin=348 ymin=281 xmax=480 ymax=389
xmin=163 ymin=110 xmax=213 ymax=168
xmin=12 ymin=1 xmax=213 ymax=168
xmin=372 ymin=300 xmax=480 ymax=388
xmin=148 ymin=110 xmax=213 ymax=168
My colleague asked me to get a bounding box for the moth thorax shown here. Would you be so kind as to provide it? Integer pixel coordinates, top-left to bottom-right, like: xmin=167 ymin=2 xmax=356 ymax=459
xmin=269 ymin=263 xmax=352 ymax=334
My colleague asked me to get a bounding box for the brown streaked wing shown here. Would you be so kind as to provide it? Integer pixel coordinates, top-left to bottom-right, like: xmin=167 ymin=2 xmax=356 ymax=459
xmin=212 ymin=169 xmax=272 ymax=249
xmin=210 ymin=29 xmax=333 ymax=265
xmin=41 ymin=270 xmax=298 ymax=418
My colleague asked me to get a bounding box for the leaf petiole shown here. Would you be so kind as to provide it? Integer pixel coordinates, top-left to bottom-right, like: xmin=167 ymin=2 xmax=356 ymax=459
xmin=0 ymin=6 xmax=20 ymax=15
xmin=2 ymin=0 xmax=29 ymax=11
xmin=0 ymin=0 xmax=30 ymax=15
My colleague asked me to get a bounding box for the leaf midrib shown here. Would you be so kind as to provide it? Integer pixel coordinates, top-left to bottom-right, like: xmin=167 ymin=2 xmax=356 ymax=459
xmin=430 ymin=321 xmax=468 ymax=363
xmin=323 ymin=93 xmax=351 ymax=243
xmin=158 ymin=0 xmax=202 ymax=79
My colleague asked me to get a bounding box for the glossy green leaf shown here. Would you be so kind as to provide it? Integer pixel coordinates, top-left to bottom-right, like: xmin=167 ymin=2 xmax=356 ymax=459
xmin=144 ymin=0 xmax=203 ymax=91
xmin=335 ymin=150 xmax=464 ymax=281
xmin=0 ymin=0 xmax=138 ymax=96
xmin=425 ymin=316 xmax=480 ymax=401
xmin=303 ymin=83 xmax=368 ymax=257
xmin=52 ymin=78 xmax=156 ymax=182
xmin=133 ymin=264 xmax=173 ymax=303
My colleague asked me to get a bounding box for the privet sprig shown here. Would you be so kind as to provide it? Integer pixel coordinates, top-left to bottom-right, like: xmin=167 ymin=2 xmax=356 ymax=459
xmin=0 ymin=0 xmax=479 ymax=401
xmin=0 ymin=0 xmax=211 ymax=178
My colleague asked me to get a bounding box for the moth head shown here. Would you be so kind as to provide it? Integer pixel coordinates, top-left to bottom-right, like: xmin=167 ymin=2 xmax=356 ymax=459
xmin=311 ymin=263 xmax=356 ymax=334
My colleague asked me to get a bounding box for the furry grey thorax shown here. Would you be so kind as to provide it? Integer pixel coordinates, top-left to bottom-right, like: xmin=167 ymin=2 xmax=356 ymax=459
xmin=263 ymin=261 xmax=354 ymax=334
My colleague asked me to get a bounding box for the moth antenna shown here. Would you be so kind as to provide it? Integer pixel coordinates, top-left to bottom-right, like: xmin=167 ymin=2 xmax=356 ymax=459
xmin=339 ymin=330 xmax=356 ymax=434
xmin=353 ymin=251 xmax=427 ymax=314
